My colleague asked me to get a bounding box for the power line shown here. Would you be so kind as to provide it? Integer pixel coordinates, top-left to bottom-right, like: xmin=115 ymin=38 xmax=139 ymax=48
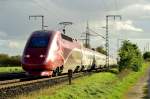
xmin=89 ymin=29 xmax=105 ymax=39
xmin=81 ymin=21 xmax=106 ymax=48
xmin=101 ymin=0 xmax=108 ymax=11
xmin=32 ymin=0 xmax=62 ymax=20
xmin=114 ymin=0 xmax=118 ymax=11
xmin=33 ymin=0 xmax=50 ymax=12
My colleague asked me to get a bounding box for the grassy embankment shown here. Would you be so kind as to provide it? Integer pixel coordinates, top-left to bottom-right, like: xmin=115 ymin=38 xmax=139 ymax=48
xmin=0 ymin=66 xmax=23 ymax=73
xmin=17 ymin=62 xmax=149 ymax=99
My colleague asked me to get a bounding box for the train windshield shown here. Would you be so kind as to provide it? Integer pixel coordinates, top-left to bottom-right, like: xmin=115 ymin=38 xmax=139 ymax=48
xmin=28 ymin=37 xmax=49 ymax=48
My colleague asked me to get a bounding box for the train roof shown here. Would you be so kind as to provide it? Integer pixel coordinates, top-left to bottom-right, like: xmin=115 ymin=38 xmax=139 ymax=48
xmin=33 ymin=30 xmax=55 ymax=34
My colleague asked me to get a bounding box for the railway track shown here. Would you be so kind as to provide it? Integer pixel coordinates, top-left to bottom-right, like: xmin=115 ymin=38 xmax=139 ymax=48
xmin=0 ymin=67 xmax=113 ymax=99
xmin=0 ymin=76 xmax=45 ymax=85
xmin=0 ymin=72 xmax=27 ymax=81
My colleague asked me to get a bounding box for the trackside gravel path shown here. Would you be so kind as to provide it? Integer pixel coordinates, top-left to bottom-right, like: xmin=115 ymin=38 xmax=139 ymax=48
xmin=124 ymin=67 xmax=150 ymax=99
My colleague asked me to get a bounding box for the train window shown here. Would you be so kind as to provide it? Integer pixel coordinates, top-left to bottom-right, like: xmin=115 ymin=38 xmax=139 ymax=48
xmin=61 ymin=34 xmax=73 ymax=42
xmin=28 ymin=37 xmax=49 ymax=48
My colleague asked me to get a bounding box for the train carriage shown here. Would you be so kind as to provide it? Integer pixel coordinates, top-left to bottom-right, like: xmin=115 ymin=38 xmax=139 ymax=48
xmin=21 ymin=30 xmax=117 ymax=76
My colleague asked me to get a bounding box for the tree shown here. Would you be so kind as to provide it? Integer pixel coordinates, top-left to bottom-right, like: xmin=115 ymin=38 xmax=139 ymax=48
xmin=83 ymin=43 xmax=91 ymax=48
xmin=0 ymin=54 xmax=9 ymax=60
xmin=143 ymin=51 xmax=150 ymax=61
xmin=96 ymin=46 xmax=107 ymax=55
xmin=118 ymin=40 xmax=143 ymax=72
xmin=0 ymin=54 xmax=9 ymax=66
xmin=0 ymin=53 xmax=21 ymax=66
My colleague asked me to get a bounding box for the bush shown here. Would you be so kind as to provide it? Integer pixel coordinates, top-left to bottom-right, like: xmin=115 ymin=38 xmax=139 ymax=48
xmin=96 ymin=46 xmax=107 ymax=55
xmin=143 ymin=51 xmax=150 ymax=61
xmin=118 ymin=40 xmax=143 ymax=72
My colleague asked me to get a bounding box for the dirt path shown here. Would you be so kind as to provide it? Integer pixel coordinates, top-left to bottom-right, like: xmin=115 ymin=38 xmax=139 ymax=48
xmin=124 ymin=67 xmax=150 ymax=99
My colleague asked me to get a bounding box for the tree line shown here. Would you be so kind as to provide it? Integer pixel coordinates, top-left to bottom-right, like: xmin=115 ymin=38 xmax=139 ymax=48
xmin=0 ymin=54 xmax=21 ymax=67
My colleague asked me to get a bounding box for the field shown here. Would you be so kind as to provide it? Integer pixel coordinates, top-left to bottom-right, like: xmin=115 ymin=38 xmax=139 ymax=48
xmin=0 ymin=66 xmax=23 ymax=73
xmin=16 ymin=62 xmax=149 ymax=99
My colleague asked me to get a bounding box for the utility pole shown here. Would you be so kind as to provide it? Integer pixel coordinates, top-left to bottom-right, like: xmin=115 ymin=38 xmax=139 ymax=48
xmin=59 ymin=22 xmax=73 ymax=34
xmin=105 ymin=15 xmax=121 ymax=68
xmin=81 ymin=21 xmax=92 ymax=48
xmin=81 ymin=21 xmax=105 ymax=48
xmin=85 ymin=21 xmax=90 ymax=48
xmin=29 ymin=15 xmax=47 ymax=30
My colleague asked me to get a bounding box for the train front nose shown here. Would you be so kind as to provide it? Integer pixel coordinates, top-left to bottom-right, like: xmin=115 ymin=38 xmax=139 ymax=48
xmin=21 ymin=44 xmax=53 ymax=72
xmin=23 ymin=49 xmax=47 ymax=65
xmin=22 ymin=52 xmax=54 ymax=76
xmin=21 ymin=30 xmax=55 ymax=76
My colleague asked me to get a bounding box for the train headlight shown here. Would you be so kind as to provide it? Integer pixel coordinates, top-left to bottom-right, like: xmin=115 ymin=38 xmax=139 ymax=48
xmin=24 ymin=54 xmax=30 ymax=58
xmin=40 ymin=54 xmax=45 ymax=58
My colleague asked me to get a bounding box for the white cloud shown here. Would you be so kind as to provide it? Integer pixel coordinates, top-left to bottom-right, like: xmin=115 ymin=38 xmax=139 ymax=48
xmin=143 ymin=5 xmax=150 ymax=10
xmin=0 ymin=31 xmax=7 ymax=37
xmin=0 ymin=40 xmax=8 ymax=46
xmin=0 ymin=40 xmax=20 ymax=48
xmin=8 ymin=41 xmax=20 ymax=49
xmin=8 ymin=40 xmax=25 ymax=49
xmin=120 ymin=4 xmax=150 ymax=19
xmin=0 ymin=39 xmax=25 ymax=55
xmin=115 ymin=20 xmax=143 ymax=32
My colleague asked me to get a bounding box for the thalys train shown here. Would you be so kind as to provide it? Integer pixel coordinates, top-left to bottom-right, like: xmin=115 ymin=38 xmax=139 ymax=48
xmin=21 ymin=30 xmax=117 ymax=76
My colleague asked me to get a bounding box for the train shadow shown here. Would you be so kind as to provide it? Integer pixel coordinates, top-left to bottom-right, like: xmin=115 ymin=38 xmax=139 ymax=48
xmin=94 ymin=68 xmax=119 ymax=75
xmin=106 ymin=69 xmax=119 ymax=74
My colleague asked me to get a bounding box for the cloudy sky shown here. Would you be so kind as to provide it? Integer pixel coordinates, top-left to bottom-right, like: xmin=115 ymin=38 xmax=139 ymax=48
xmin=1 ymin=0 xmax=150 ymax=57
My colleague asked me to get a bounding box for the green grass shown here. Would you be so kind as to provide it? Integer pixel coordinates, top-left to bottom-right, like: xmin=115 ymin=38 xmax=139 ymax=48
xmin=0 ymin=66 xmax=23 ymax=73
xmin=16 ymin=63 xmax=149 ymax=99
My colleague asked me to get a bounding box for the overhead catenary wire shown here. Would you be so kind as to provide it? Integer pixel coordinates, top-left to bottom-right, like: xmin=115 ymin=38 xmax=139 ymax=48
xmin=89 ymin=29 xmax=105 ymax=39
xmin=32 ymin=0 xmax=70 ymax=23
xmin=101 ymin=0 xmax=108 ymax=11
xmin=32 ymin=0 xmax=62 ymax=17
xmin=114 ymin=0 xmax=118 ymax=11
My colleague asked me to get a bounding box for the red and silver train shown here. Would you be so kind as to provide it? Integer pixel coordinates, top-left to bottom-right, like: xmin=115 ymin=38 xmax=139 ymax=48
xmin=21 ymin=30 xmax=117 ymax=76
